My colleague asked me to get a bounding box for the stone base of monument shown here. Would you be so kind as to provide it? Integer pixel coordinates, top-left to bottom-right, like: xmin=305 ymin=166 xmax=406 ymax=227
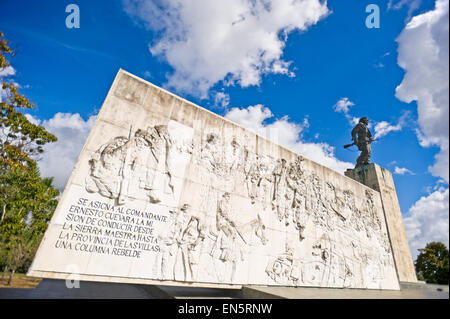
xmin=0 ymin=279 xmax=172 ymax=299
xmin=241 ymin=282 xmax=449 ymax=299
xmin=0 ymin=279 xmax=447 ymax=299
xmin=0 ymin=279 xmax=244 ymax=299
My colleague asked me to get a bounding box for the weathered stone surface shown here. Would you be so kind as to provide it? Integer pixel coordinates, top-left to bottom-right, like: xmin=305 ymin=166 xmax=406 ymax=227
xmin=28 ymin=69 xmax=400 ymax=290
xmin=345 ymin=164 xmax=417 ymax=283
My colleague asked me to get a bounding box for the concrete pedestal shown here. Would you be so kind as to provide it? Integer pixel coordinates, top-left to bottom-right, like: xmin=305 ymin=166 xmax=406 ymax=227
xmin=345 ymin=164 xmax=417 ymax=283
xmin=1 ymin=279 xmax=447 ymax=299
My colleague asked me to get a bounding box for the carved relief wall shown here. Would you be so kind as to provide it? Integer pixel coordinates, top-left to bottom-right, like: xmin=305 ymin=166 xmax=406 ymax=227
xmin=28 ymin=70 xmax=400 ymax=290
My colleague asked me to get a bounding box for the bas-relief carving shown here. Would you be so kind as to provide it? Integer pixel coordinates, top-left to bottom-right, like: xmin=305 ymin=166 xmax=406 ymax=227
xmin=266 ymin=243 xmax=300 ymax=285
xmin=154 ymin=193 xmax=268 ymax=284
xmin=86 ymin=123 xmax=193 ymax=206
xmin=159 ymin=204 xmax=206 ymax=282
xmin=83 ymin=113 xmax=396 ymax=288
xmin=206 ymin=131 xmax=392 ymax=287
xmin=208 ymin=192 xmax=268 ymax=282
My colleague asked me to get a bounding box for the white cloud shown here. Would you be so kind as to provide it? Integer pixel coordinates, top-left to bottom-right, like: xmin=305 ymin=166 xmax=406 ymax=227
xmin=224 ymin=104 xmax=353 ymax=173
xmin=29 ymin=113 xmax=96 ymax=191
xmin=122 ymin=0 xmax=330 ymax=97
xmin=394 ymin=166 xmax=415 ymax=175
xmin=0 ymin=65 xmax=16 ymax=78
xmin=373 ymin=121 xmax=402 ymax=139
xmin=24 ymin=113 xmax=40 ymax=125
xmin=333 ymin=97 xmax=355 ymax=114
xmin=396 ymin=1 xmax=449 ymax=262
xmin=0 ymin=87 xmax=6 ymax=104
xmin=404 ymin=187 xmax=449 ymax=259
xmin=214 ymin=91 xmax=231 ymax=108
xmin=395 ymin=0 xmax=449 ymax=182
xmin=333 ymin=97 xmax=358 ymax=126
xmin=371 ymin=111 xmax=410 ymax=140
xmin=388 ymin=0 xmax=423 ymax=21
xmin=0 ymin=66 xmax=16 ymax=103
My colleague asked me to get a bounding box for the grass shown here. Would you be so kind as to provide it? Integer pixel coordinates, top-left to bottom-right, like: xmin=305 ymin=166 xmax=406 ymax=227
xmin=0 ymin=273 xmax=41 ymax=288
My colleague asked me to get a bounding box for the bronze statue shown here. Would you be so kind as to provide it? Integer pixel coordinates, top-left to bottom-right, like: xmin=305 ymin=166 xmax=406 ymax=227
xmin=344 ymin=117 xmax=375 ymax=168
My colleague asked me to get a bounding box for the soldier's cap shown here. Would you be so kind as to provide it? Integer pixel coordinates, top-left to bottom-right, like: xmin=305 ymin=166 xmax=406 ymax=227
xmin=359 ymin=117 xmax=369 ymax=123
xmin=134 ymin=129 xmax=147 ymax=137
xmin=180 ymin=204 xmax=190 ymax=210
xmin=155 ymin=125 xmax=168 ymax=133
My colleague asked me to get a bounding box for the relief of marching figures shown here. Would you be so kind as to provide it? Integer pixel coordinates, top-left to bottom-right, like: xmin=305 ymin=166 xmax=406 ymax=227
xmin=85 ymin=123 xmax=394 ymax=288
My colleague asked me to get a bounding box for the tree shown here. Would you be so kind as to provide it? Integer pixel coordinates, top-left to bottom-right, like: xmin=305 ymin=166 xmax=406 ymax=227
xmin=0 ymin=31 xmax=59 ymax=284
xmin=0 ymin=164 xmax=59 ymax=284
xmin=415 ymin=242 xmax=449 ymax=285
xmin=1 ymin=31 xmax=57 ymax=166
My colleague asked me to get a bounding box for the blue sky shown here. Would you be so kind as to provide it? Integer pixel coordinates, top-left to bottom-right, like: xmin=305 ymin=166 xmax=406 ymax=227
xmin=0 ymin=0 xmax=448 ymax=256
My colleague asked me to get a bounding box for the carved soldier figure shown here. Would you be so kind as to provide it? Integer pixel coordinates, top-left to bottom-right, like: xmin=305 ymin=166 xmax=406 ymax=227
xmin=273 ymin=159 xmax=287 ymax=198
xmin=118 ymin=129 xmax=150 ymax=205
xmin=167 ymin=204 xmax=206 ymax=281
xmin=201 ymin=133 xmax=223 ymax=175
xmin=212 ymin=192 xmax=242 ymax=282
xmin=177 ymin=215 xmax=205 ymax=281
xmin=272 ymin=159 xmax=288 ymax=221
xmin=145 ymin=125 xmax=175 ymax=200
xmin=225 ymin=137 xmax=242 ymax=173
xmin=286 ymin=156 xmax=306 ymax=228
xmin=257 ymin=158 xmax=274 ymax=209
xmin=156 ymin=125 xmax=175 ymax=195
xmin=307 ymin=173 xmax=326 ymax=227
xmin=245 ymin=154 xmax=261 ymax=204
xmin=139 ymin=125 xmax=166 ymax=203
xmin=351 ymin=117 xmax=375 ymax=168
xmin=86 ymin=136 xmax=128 ymax=199
xmin=215 ymin=192 xmax=237 ymax=261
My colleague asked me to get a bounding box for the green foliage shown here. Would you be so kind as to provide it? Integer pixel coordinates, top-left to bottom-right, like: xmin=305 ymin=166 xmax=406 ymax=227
xmin=0 ymin=164 xmax=59 ymax=272
xmin=0 ymin=31 xmax=59 ymax=275
xmin=415 ymin=242 xmax=449 ymax=285
xmin=1 ymin=31 xmax=57 ymax=167
xmin=0 ymin=31 xmax=13 ymax=70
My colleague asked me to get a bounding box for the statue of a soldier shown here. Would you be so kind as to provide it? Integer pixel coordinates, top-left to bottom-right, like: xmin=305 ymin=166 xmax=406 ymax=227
xmin=350 ymin=117 xmax=375 ymax=168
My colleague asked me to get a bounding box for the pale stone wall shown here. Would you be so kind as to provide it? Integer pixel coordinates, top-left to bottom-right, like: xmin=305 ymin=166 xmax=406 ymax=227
xmin=345 ymin=164 xmax=417 ymax=283
xmin=28 ymin=69 xmax=400 ymax=290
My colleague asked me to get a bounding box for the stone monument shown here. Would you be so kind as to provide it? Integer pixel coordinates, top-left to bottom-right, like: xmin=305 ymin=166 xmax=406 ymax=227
xmin=28 ymin=69 xmax=415 ymax=290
